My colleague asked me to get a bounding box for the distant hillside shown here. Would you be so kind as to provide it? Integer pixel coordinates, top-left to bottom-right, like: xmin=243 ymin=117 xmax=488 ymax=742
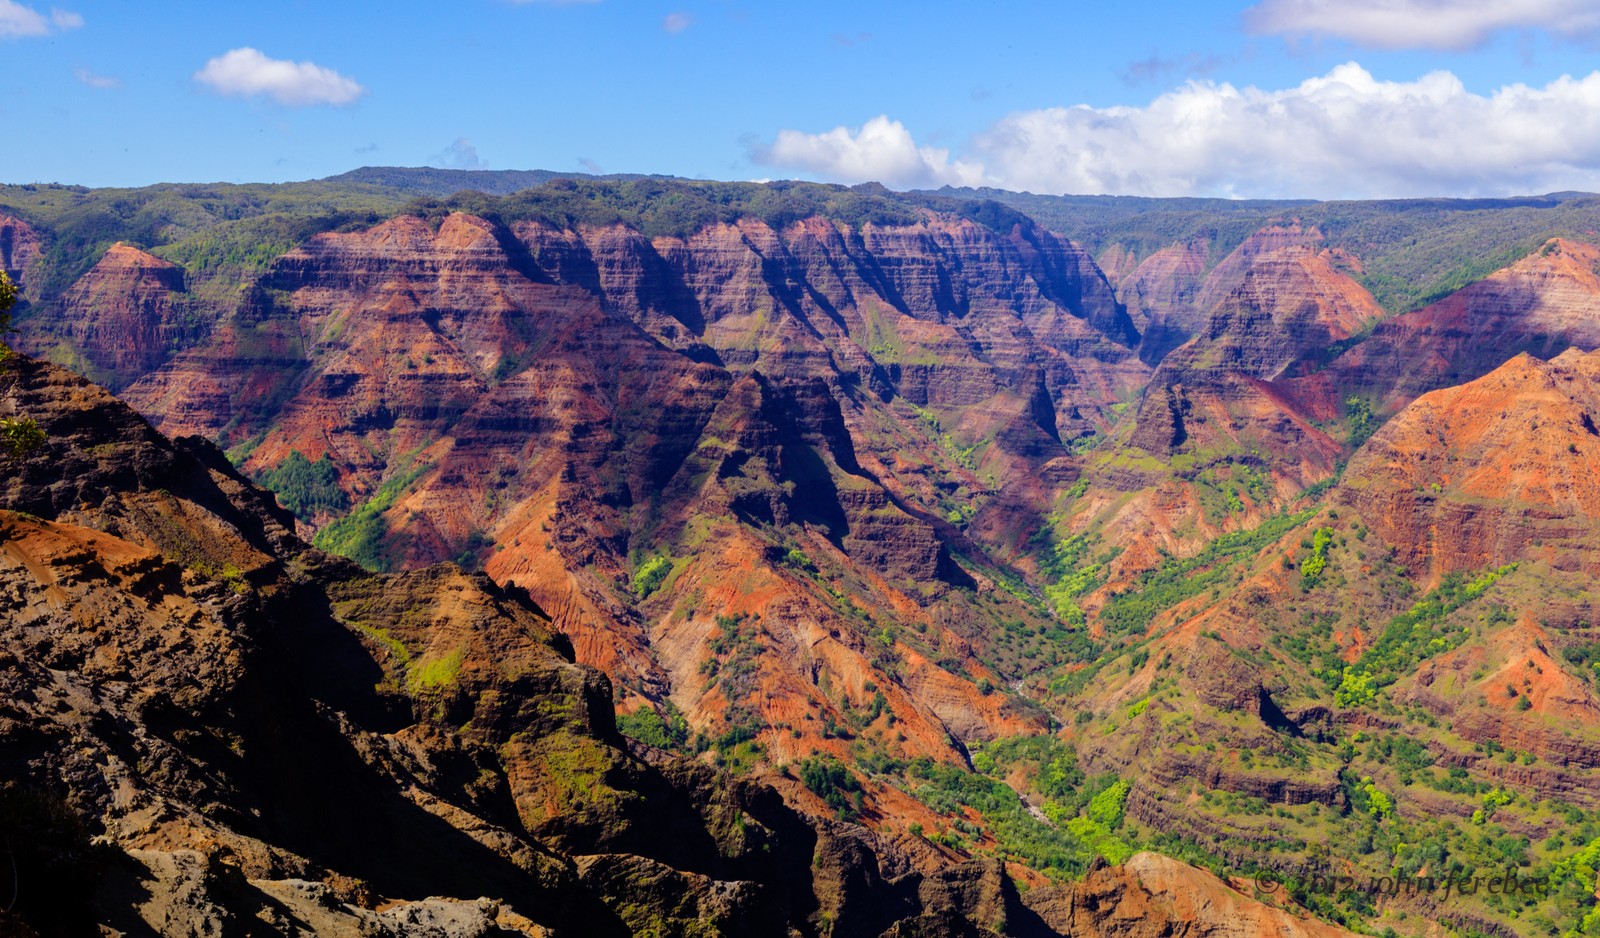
xmin=931 ymin=185 xmax=1600 ymax=312
xmin=323 ymin=165 xmax=641 ymax=197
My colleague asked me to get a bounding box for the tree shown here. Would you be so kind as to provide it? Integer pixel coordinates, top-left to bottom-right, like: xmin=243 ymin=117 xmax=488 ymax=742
xmin=0 ymin=270 xmax=15 ymax=332
xmin=0 ymin=271 xmax=44 ymax=459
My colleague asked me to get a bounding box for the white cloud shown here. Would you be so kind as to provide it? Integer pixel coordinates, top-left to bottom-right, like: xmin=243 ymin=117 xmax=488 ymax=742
xmin=975 ymin=64 xmax=1600 ymax=198
xmin=756 ymin=65 xmax=1600 ymax=199
xmin=662 ymin=11 xmax=691 ymax=33
xmin=750 ymin=115 xmax=987 ymax=190
xmin=0 ymin=1 xmax=46 ymax=36
xmin=194 ymin=48 xmax=365 ymax=107
xmin=431 ymin=137 xmax=488 ymax=170
xmin=0 ymin=0 xmax=78 ymax=37
xmin=74 ymin=66 xmax=117 ymax=89
xmin=1246 ymin=0 xmax=1600 ymax=50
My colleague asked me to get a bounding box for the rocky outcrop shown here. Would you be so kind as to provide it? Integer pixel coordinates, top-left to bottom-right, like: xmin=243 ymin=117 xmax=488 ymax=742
xmin=1119 ymin=240 xmax=1209 ymax=364
xmin=1118 ymin=224 xmax=1326 ymax=367
xmin=1322 ymin=238 xmax=1600 ymax=412
xmin=50 ymin=243 xmax=196 ymax=387
xmin=0 ymin=353 xmax=1037 ymax=937
xmin=509 ymin=212 xmax=1145 ymax=439
xmin=1338 ymin=348 xmax=1600 ymax=581
xmin=1025 ymin=853 xmax=1360 ymax=938
xmin=0 ymin=212 xmax=41 ymax=294
xmin=1127 ymin=244 xmax=1379 ymax=477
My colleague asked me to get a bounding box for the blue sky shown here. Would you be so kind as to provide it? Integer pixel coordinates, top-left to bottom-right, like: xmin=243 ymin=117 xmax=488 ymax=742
xmin=6 ymin=0 xmax=1600 ymax=198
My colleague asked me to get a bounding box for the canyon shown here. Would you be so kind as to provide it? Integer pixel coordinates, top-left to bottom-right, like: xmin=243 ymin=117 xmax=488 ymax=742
xmin=4 ymin=173 xmax=1600 ymax=936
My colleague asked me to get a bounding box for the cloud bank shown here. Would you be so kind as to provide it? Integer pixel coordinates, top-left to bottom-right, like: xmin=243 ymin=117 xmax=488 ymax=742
xmin=751 ymin=116 xmax=986 ymax=190
xmin=194 ymin=48 xmax=365 ymax=106
xmin=752 ymin=64 xmax=1600 ymax=199
xmin=1245 ymin=0 xmax=1600 ymax=50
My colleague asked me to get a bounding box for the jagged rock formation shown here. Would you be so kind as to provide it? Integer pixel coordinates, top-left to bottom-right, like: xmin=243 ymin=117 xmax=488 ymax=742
xmin=101 ymin=207 xmax=1148 ymax=767
xmin=1129 ymin=242 xmax=1381 ymax=469
xmin=52 ymin=243 xmax=195 ymax=386
xmin=1339 ymin=348 xmax=1600 ymax=581
xmin=0 ymin=212 xmax=41 ymax=293
xmin=0 ymin=352 xmax=1353 ymax=937
xmin=14 ymin=175 xmax=1600 ymax=936
xmin=1296 ymin=237 xmax=1600 ymax=416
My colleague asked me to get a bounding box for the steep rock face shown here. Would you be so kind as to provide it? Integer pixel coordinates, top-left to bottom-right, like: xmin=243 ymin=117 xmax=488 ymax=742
xmin=511 ymin=213 xmax=1145 ymax=443
xmin=1339 ymin=348 xmax=1600 ymax=582
xmin=1026 ymin=853 xmax=1360 ymax=938
xmin=120 ymin=211 xmax=1066 ymax=772
xmin=1119 ymin=240 xmax=1209 ymax=364
xmin=1117 ymin=224 xmax=1326 ymax=368
xmin=1315 ymin=237 xmax=1600 ymax=414
xmin=1128 ymin=245 xmax=1380 ymax=471
xmin=0 ymin=212 xmax=41 ymax=293
xmin=51 ymin=243 xmax=195 ymax=387
xmin=1095 ymin=242 xmax=1141 ymax=286
xmin=0 ymin=354 xmax=1036 ymax=937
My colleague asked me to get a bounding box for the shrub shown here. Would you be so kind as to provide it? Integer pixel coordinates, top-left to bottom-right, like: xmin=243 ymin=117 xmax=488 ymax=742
xmin=799 ymin=756 xmax=863 ymax=820
xmin=0 ymin=416 xmax=45 ymax=459
xmin=632 ymin=555 xmax=672 ymax=597
xmin=616 ymin=701 xmax=690 ymax=750
xmin=258 ymin=450 xmax=348 ymax=521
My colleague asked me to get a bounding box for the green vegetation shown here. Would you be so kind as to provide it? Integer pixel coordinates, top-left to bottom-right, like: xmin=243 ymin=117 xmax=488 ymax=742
xmin=1328 ymin=564 xmax=1516 ymax=699
xmin=1298 ymin=526 xmax=1334 ymax=588
xmin=257 ymin=450 xmax=348 ymax=521
xmin=799 ymin=756 xmax=864 ymax=821
xmin=1334 ymin=668 xmax=1378 ymax=707
xmin=616 ymin=700 xmax=690 ymax=751
xmin=0 ymin=270 xmax=15 ymax=332
xmin=311 ymin=463 xmax=432 ymax=571
xmin=408 ymin=646 xmax=466 ymax=691
xmin=1563 ymin=642 xmax=1600 ymax=684
xmin=0 ymin=416 xmax=45 ymax=459
xmin=1031 ymin=529 xmax=1113 ymax=626
xmin=1551 ymin=838 xmax=1600 ymax=935
xmin=901 ymin=738 xmax=1136 ymax=874
xmin=1099 ymin=507 xmax=1316 ymax=635
xmin=409 ymin=177 xmax=922 ymax=241
xmin=783 ymin=547 xmax=817 ymax=573
xmin=0 ymin=272 xmax=44 ymax=460
xmin=1187 ymin=459 xmax=1273 ymax=523
xmin=631 ymin=555 xmax=672 ymax=597
xmin=1344 ymin=396 xmax=1379 ymax=448
xmin=1354 ymin=777 xmax=1394 ymax=819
